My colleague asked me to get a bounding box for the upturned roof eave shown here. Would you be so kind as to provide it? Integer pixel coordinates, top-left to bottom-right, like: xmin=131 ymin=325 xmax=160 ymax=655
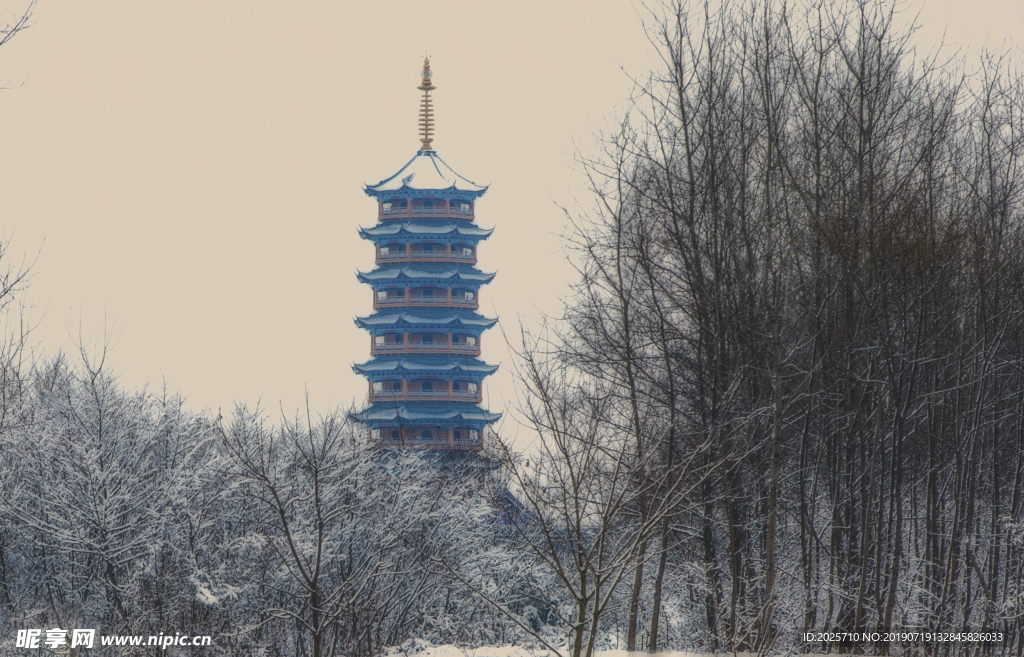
xmin=349 ymin=404 xmax=502 ymax=424
xmin=363 ymin=183 xmax=489 ymax=199
xmin=357 ymin=223 xmax=494 ymax=240
xmin=353 ymin=312 xmax=499 ymax=330
xmin=355 ymin=268 xmax=497 ymax=284
xmin=363 ymin=151 xmax=489 ymax=198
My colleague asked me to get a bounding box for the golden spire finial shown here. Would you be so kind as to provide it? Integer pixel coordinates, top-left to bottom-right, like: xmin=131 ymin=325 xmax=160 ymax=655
xmin=417 ymin=56 xmax=436 ymax=151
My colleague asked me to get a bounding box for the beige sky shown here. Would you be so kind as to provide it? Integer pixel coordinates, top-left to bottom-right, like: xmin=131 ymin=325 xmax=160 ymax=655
xmin=1 ymin=0 xmax=1022 ymax=434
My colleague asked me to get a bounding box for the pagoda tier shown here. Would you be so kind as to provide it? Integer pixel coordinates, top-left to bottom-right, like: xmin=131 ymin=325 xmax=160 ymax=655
xmin=358 ymin=266 xmax=495 ymax=287
xmin=351 ymin=58 xmax=500 ymax=452
xmin=351 ymin=402 xmax=501 ymax=450
xmin=361 ymin=222 xmax=492 ymax=265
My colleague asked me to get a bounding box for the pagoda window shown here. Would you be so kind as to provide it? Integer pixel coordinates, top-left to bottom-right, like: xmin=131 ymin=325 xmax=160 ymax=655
xmin=453 ymin=430 xmax=461 ymax=441
xmin=378 ymin=290 xmax=388 ymax=300
xmin=391 ymin=429 xmax=400 ymax=440
xmin=421 ymin=288 xmax=434 ymax=298
xmin=422 ymin=429 xmax=433 ymax=440
xmin=460 ymin=202 xmax=470 ymax=211
xmin=375 ymin=335 xmax=386 ymax=347
xmin=452 ymin=381 xmax=461 ymax=391
xmin=462 ymin=246 xmax=473 ymax=256
xmin=470 ymin=430 xmax=479 ymax=441
xmin=463 ymin=291 xmax=474 ymax=301
xmin=422 ymin=334 xmax=434 ymax=344
xmin=373 ymin=382 xmax=383 ymax=393
xmin=392 ymin=381 xmax=402 ymax=392
xmin=466 ymin=336 xmax=476 ymax=347
xmin=468 ymin=382 xmax=478 ymax=394
xmin=422 ymin=243 xmax=434 ymax=252
xmin=380 ymin=245 xmax=390 ymax=255
xmin=422 ymin=381 xmax=434 ymax=392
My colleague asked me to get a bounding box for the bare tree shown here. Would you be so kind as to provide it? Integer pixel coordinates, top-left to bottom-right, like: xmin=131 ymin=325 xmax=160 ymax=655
xmin=216 ymin=405 xmax=501 ymax=657
xmin=556 ymin=0 xmax=1024 ymax=653
xmin=0 ymin=350 xmax=215 ymax=642
xmin=483 ymin=323 xmax=721 ymax=657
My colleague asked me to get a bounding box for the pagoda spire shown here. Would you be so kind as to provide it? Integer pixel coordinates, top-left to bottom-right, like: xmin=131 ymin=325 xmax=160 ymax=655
xmin=417 ymin=57 xmax=436 ymax=151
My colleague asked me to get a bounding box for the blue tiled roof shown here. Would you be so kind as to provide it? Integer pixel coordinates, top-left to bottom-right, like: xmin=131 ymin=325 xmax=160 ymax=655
xmin=351 ymin=404 xmax=502 ymax=423
xmin=365 ymin=151 xmax=488 ymax=197
xmin=356 ymin=267 xmax=496 ymax=284
xmin=352 ymin=358 xmax=499 ymax=376
xmin=359 ymin=223 xmax=493 ymax=239
xmin=354 ymin=312 xmax=498 ymax=330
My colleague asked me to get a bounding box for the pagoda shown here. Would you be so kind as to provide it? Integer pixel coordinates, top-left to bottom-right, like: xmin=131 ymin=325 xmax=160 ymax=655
xmin=351 ymin=58 xmax=501 ymax=451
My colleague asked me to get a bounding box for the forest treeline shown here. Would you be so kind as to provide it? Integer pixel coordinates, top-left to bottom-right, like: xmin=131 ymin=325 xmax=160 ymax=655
xmin=3 ymin=0 xmax=1024 ymax=656
xmin=547 ymin=0 xmax=1024 ymax=653
xmin=0 ymin=351 xmax=524 ymax=657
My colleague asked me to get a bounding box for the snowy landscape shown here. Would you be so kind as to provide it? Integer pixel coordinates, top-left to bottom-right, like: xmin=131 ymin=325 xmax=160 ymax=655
xmin=3 ymin=0 xmax=1024 ymax=656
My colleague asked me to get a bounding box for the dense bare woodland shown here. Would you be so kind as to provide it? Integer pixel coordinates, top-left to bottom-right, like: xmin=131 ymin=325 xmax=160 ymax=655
xmin=3 ymin=1 xmax=1024 ymax=656
xmin=545 ymin=0 xmax=1024 ymax=653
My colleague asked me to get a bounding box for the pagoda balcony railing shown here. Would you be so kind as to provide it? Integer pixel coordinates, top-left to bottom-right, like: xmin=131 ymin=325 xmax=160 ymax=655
xmin=374 ymin=294 xmax=479 ymax=309
xmin=372 ymin=426 xmax=483 ymax=450
xmin=376 ymin=252 xmax=477 ymax=265
xmin=381 ymin=442 xmax=481 ymax=451
xmin=372 ymin=342 xmax=407 ymax=351
xmin=370 ymin=346 xmax=480 ymax=355
xmin=371 ymin=345 xmax=479 ymax=355
xmin=406 ymin=340 xmax=448 ymax=350
xmin=377 ymin=439 xmax=482 ymax=451
xmin=370 ymin=337 xmax=481 ymax=355
xmin=369 ymin=390 xmax=483 ymax=402
xmin=380 ymin=206 xmax=452 ymax=216
xmin=376 ymin=244 xmax=475 ymax=264
xmin=379 ymin=205 xmax=475 ymax=220
xmin=408 ymin=296 xmax=451 ymax=304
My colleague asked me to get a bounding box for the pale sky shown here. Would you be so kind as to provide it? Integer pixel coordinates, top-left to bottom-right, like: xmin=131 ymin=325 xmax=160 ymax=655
xmin=1 ymin=0 xmax=1022 ymax=436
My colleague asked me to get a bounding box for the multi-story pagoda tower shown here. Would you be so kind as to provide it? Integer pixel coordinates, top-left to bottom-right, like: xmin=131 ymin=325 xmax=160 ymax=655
xmin=351 ymin=58 xmax=501 ymax=451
